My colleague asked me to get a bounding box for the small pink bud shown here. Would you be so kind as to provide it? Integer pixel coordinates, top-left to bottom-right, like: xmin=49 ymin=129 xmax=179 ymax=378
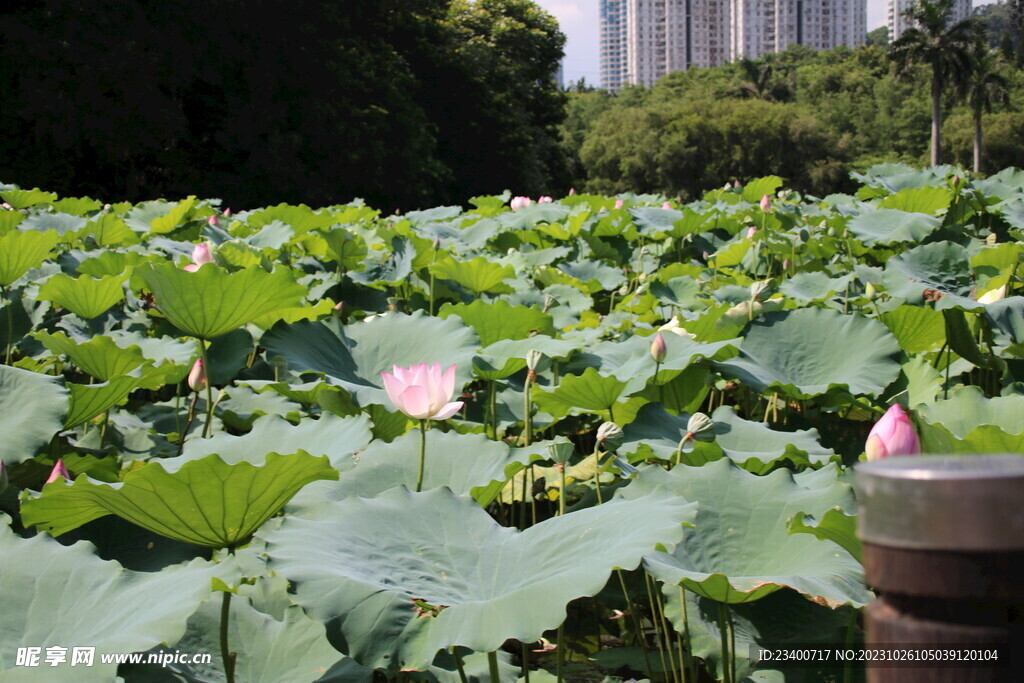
xmin=865 ymin=404 xmax=920 ymax=461
xmin=662 ymin=201 xmax=672 ymax=210
xmin=510 ymin=196 xmax=532 ymax=211
xmin=614 ymin=199 xmax=624 ymax=209
xmin=191 ymin=243 xmax=213 ymax=266
xmin=46 ymin=459 xmax=70 ymax=484
xmin=332 ymin=301 xmax=345 ymax=317
xmin=733 ymin=180 xmax=741 ymax=188
xmin=650 ymin=332 xmax=667 ymax=363
xmin=569 ymin=188 xmax=576 ymax=195
xmin=1 ymin=202 xmax=12 ymax=210
xmin=783 ymin=259 xmax=790 ymax=270
xmin=207 ymin=214 xmax=219 ymax=227
xmin=223 ymin=208 xmax=232 ymax=217
xmin=760 ymin=194 xmax=772 ymax=212
xmin=746 ymin=226 xmax=757 ymax=239
xmin=538 ymin=196 xmax=554 ymax=203
xmin=188 ymin=359 xmax=207 ymax=392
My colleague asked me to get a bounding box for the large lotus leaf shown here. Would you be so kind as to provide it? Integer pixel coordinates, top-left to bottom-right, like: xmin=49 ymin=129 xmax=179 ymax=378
xmin=984 ymin=296 xmax=1024 ymax=344
xmin=777 ymin=271 xmax=852 ymax=302
xmin=261 ymin=312 xmax=478 ymax=407
xmin=438 ymin=299 xmax=555 ymax=346
xmin=898 ymin=355 xmax=943 ymax=408
xmin=35 ymin=331 xmax=146 ymax=380
xmin=915 ymin=386 xmax=1024 ymax=453
xmin=217 ymin=385 xmax=302 ymax=430
xmin=624 ymin=459 xmax=870 ymax=606
xmin=81 ymin=213 xmax=138 ymax=247
xmin=715 ymin=308 xmax=901 ymax=399
xmin=0 ymin=187 xmax=57 ymax=209
xmin=588 ymin=332 xmax=738 ymax=395
xmin=430 ymin=256 xmax=515 ymax=294
xmin=291 ymin=429 xmax=535 ymax=510
xmin=64 ymin=376 xmax=144 ymax=429
xmin=878 ymin=305 xmax=945 ymax=353
xmin=881 ymin=241 xmax=978 ymax=309
xmin=846 ymin=208 xmax=941 ymax=245
xmin=629 ymin=205 xmax=683 ymax=236
xmin=263 ymin=486 xmax=695 ymax=670
xmin=244 ymin=203 xmax=339 ymax=235
xmin=878 ymin=185 xmax=951 ymax=213
xmin=621 ymin=403 xmax=833 ymax=473
xmin=0 ymin=300 xmax=31 ymax=351
xmin=76 ymin=250 xmax=148 ymax=278
xmin=138 ymin=262 xmax=305 ymax=339
xmin=649 ymin=276 xmax=703 ymax=309
xmin=37 ymin=272 xmax=125 ymax=318
xmin=349 ymin=237 xmax=414 ymax=285
xmin=557 ymin=260 xmax=626 ymax=293
xmin=497 ymin=201 xmax=572 ymax=229
xmin=0 ymin=365 xmax=68 ymax=464
xmin=21 ymin=452 xmax=338 ymax=547
xmin=0 ymin=521 xmax=229 ymax=681
xmin=0 ymin=230 xmax=58 ymax=286
xmin=789 ymin=507 xmax=861 ymax=563
xmin=532 ymin=367 xmax=629 ymax=419
xmin=20 ymin=211 xmax=87 ymax=238
xmin=148 ymin=196 xmax=200 ymax=234
xmin=663 ymin=587 xmax=859 ymax=683
xmin=176 ymin=413 xmax=372 ymax=471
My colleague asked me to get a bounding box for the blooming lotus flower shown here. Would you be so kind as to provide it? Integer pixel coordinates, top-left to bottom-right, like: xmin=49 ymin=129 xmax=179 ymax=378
xmin=510 ymin=196 xmax=532 ymax=211
xmin=614 ymin=199 xmax=624 ymax=209
xmin=865 ymin=404 xmax=920 ymax=461
xmin=538 ymin=196 xmax=554 ymax=203
xmin=746 ymin=226 xmax=757 ymax=239
xmin=184 ymin=243 xmax=213 ymax=272
xmin=650 ymin=332 xmax=667 ymax=363
xmin=188 ymin=359 xmax=207 ymax=392
xmin=978 ymin=285 xmax=1006 ymax=305
xmin=381 ymin=362 xmax=464 ymax=420
xmin=46 ymin=459 xmax=70 ymax=484
xmin=760 ymin=194 xmax=772 ymax=212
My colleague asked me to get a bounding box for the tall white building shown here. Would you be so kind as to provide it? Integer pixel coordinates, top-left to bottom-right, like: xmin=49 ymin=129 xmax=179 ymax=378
xmin=600 ymin=0 xmax=867 ymax=90
xmin=888 ymin=0 xmax=973 ymax=42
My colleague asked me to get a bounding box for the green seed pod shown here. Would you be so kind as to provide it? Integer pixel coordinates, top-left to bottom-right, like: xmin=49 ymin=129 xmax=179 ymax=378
xmin=545 ymin=438 xmax=575 ymax=465
xmin=526 ymin=349 xmax=551 ymax=373
xmin=686 ymin=412 xmax=715 ymax=442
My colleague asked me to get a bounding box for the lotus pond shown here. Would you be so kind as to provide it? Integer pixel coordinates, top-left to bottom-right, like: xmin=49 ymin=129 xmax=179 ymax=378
xmin=1 ymin=164 xmax=1023 ymax=682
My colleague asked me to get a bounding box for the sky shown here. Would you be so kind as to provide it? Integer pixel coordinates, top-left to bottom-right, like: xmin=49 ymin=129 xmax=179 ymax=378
xmin=534 ymin=0 xmax=952 ymax=86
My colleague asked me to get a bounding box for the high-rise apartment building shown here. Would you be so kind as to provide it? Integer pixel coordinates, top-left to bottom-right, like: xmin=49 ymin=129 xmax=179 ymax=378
xmin=600 ymin=0 xmax=866 ymax=90
xmin=888 ymin=0 xmax=972 ymax=42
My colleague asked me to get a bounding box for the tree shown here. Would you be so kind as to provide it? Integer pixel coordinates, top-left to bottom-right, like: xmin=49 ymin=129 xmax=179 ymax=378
xmin=890 ymin=0 xmax=983 ymax=166
xmin=957 ymin=47 xmax=1010 ymax=173
xmin=866 ymin=26 xmax=890 ymax=47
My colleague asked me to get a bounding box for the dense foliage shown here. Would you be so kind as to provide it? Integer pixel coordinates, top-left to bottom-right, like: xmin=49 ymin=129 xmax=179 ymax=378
xmin=0 ymin=0 xmax=569 ymax=212
xmin=564 ymin=44 xmax=1024 ymax=200
xmin=2 ymin=164 xmax=1024 ymax=681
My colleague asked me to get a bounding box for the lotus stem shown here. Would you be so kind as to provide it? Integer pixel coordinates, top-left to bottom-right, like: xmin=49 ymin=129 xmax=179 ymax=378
xmin=645 ymin=572 xmax=672 ymax=682
xmin=555 ymin=624 xmax=565 ymax=682
xmin=655 ymin=360 xmax=664 ymax=404
xmin=592 ymin=443 xmax=604 ymax=505
xmin=416 ymin=419 xmax=427 ymax=493
xmin=680 ymin=586 xmax=695 ymax=683
xmin=617 ymin=570 xmax=653 ymax=674
xmin=199 ymin=339 xmax=214 ymax=438
xmin=523 ymin=377 xmax=532 ymax=447
xmin=520 ymin=642 xmax=530 ymax=682
xmin=488 ymin=649 xmax=501 ymax=683
xmin=488 ymin=380 xmax=497 ymax=440
xmin=220 ymin=587 xmax=236 ymax=683
xmin=452 ymin=647 xmax=469 ymax=683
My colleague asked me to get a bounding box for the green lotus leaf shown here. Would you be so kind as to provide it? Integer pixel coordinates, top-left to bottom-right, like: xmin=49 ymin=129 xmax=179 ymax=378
xmin=497 ymin=201 xmax=571 ymax=229
xmin=217 ymin=384 xmax=302 ymax=431
xmin=438 ymin=299 xmax=555 ymax=346
xmin=261 ymin=312 xmax=478 ymax=407
xmin=20 ymin=213 xmax=87 ymax=239
xmin=0 ymin=187 xmax=58 ymax=209
xmin=0 ymin=521 xmax=229 ymax=681
xmin=0 ymin=230 xmax=58 ymax=286
xmin=21 ymin=452 xmax=338 ymax=547
xmin=138 ymin=262 xmax=305 ymax=339
xmin=37 ymin=272 xmax=126 ymax=319
xmin=629 ymin=206 xmax=682 ymax=236
xmin=76 ymin=250 xmax=148 ymax=278
xmin=788 ymin=507 xmax=861 ymax=563
xmin=64 ymin=376 xmax=144 ymax=429
xmin=846 ymin=208 xmax=942 ymax=245
xmin=881 ymin=241 xmax=977 ymax=308
xmin=263 ymin=486 xmax=694 ymax=670
xmin=589 ymin=332 xmax=738 ymax=394
xmin=916 ymin=386 xmax=1024 ymax=453
xmin=777 ymin=271 xmax=853 ymax=302
xmin=246 ymin=203 xmax=339 ymax=235
xmin=48 ymin=196 xmax=100 ymax=215
xmin=625 ymin=459 xmax=870 ymax=606
xmin=878 ymin=305 xmax=945 ymax=353
xmin=984 ymin=296 xmax=1024 ymax=344
xmin=35 ymin=332 xmax=146 ymax=380
xmin=741 ymin=176 xmax=783 ymax=203
xmin=216 ymin=239 xmax=265 ymax=269
xmin=664 ymin=587 xmax=859 ymax=682
xmin=349 ymin=237 xmax=414 ymax=286
xmin=877 ymin=185 xmax=951 ymax=213
xmin=177 ymin=413 xmax=372 ymax=471
xmin=290 ymin=429 xmax=534 ymax=510
xmin=898 ymin=355 xmax=943 ymax=408
xmin=649 ymin=276 xmax=703 ymax=309
xmin=80 ymin=214 xmax=139 ymax=247
xmin=715 ymin=308 xmax=901 ymax=399
xmin=241 ymin=220 xmax=295 ymax=250
xmin=430 ymin=255 xmax=515 ymax=294
xmin=557 ymin=260 xmax=626 ymax=293
xmin=323 ymin=227 xmax=368 ymax=270
xmin=532 ymin=367 xmax=629 ymax=419
xmin=0 ymin=365 xmax=68 ymax=465
xmin=0 ymin=300 xmax=32 ymax=351
xmin=0 ymin=209 xmax=24 ymax=235
xmin=148 ymin=196 xmax=199 ymax=234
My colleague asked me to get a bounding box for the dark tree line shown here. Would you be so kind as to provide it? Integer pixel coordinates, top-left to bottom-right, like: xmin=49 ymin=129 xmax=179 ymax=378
xmin=0 ymin=0 xmax=569 ymax=210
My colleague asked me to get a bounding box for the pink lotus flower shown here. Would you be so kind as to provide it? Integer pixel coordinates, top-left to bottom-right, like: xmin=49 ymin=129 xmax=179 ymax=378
xmin=760 ymin=194 xmax=772 ymax=212
xmin=865 ymin=404 xmax=920 ymax=461
xmin=381 ymin=362 xmax=464 ymax=420
xmin=650 ymin=332 xmax=667 ymax=363
xmin=510 ymin=196 xmax=532 ymax=211
xmin=746 ymin=226 xmax=757 ymax=239
xmin=538 ymin=196 xmax=554 ymax=203
xmin=207 ymin=214 xmax=219 ymax=227
xmin=569 ymin=188 xmax=576 ymax=196
xmin=662 ymin=201 xmax=672 ymax=210
xmin=614 ymin=199 xmax=624 ymax=209
xmin=188 ymin=359 xmax=207 ymax=392
xmin=223 ymin=208 xmax=232 ymax=217
xmin=184 ymin=243 xmax=213 ymax=272
xmin=46 ymin=459 xmax=70 ymax=484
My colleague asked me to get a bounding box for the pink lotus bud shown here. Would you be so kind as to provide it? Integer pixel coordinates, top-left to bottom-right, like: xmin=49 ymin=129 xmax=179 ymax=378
xmin=538 ymin=196 xmax=554 ymax=203
xmin=650 ymin=332 xmax=667 ymax=363
xmin=569 ymin=188 xmax=576 ymax=195
xmin=614 ymin=199 xmax=624 ymax=209
xmin=865 ymin=404 xmax=920 ymax=461
xmin=510 ymin=196 xmax=532 ymax=211
xmin=432 ymin=237 xmax=441 ymax=250
xmin=733 ymin=180 xmax=741 ymax=188
xmin=783 ymin=259 xmax=790 ymax=270
xmin=1 ymin=202 xmax=12 ymax=210
xmin=207 ymin=214 xmax=219 ymax=227
xmin=703 ymin=251 xmax=710 ymax=259
xmin=662 ymin=201 xmax=672 ymax=210
xmin=760 ymin=194 xmax=772 ymax=212
xmin=46 ymin=459 xmax=70 ymax=484
xmin=188 ymin=359 xmax=207 ymax=392
xmin=381 ymin=362 xmax=464 ymax=420
xmin=746 ymin=226 xmax=757 ymax=239
xmin=223 ymin=208 xmax=232 ymax=217
xmin=332 ymin=301 xmax=345 ymax=317
xmin=978 ymin=285 xmax=1007 ymax=305
xmin=192 ymin=243 xmax=213 ymax=266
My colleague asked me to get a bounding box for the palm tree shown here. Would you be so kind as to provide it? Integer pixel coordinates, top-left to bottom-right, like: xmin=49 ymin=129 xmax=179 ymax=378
xmin=958 ymin=47 xmax=1010 ymax=173
xmin=890 ymin=0 xmax=984 ymax=167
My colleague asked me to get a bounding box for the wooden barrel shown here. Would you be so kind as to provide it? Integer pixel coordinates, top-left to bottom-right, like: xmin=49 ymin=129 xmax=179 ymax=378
xmin=856 ymin=455 xmax=1024 ymax=682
